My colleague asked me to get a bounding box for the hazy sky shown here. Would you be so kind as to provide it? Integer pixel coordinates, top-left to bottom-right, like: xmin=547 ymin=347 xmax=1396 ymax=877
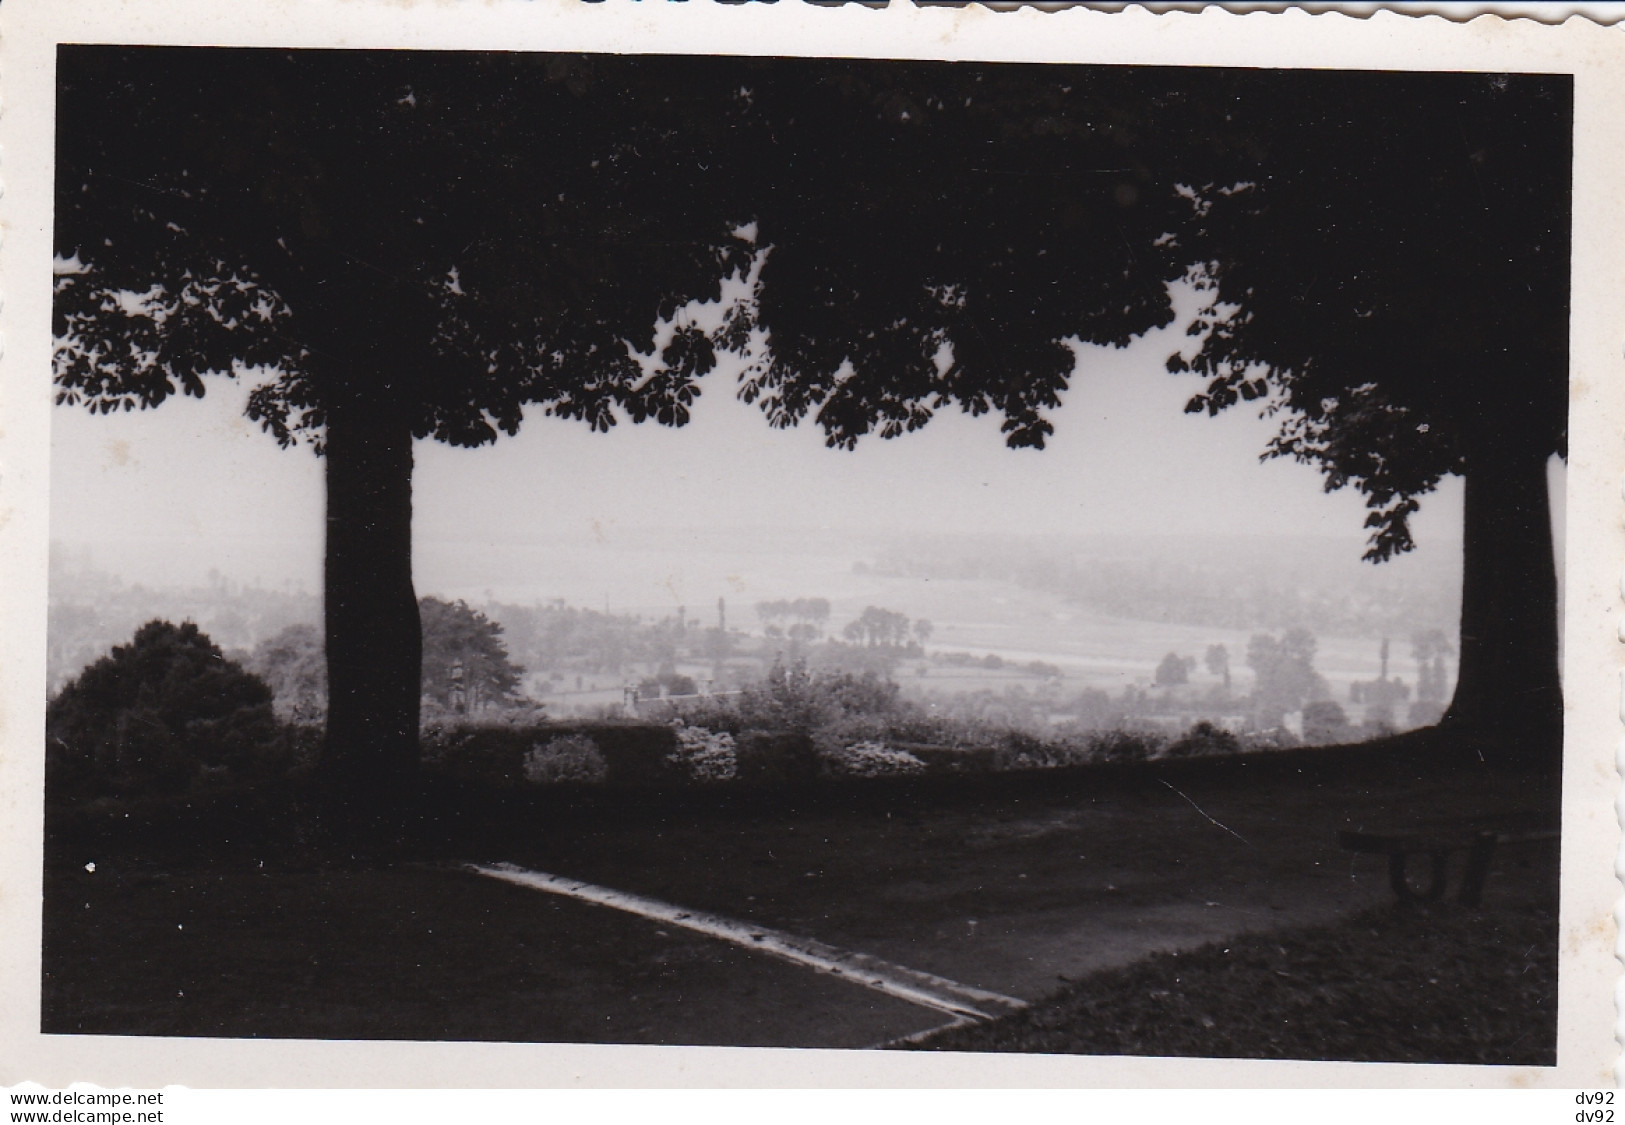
xmin=49 ymin=283 xmax=1471 ymax=603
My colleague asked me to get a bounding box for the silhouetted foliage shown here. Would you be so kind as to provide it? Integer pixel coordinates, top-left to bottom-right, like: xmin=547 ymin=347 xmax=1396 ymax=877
xmin=55 ymin=52 xmax=1567 ymax=838
xmin=739 ymin=65 xmax=1566 ymax=752
xmin=54 ymin=49 xmax=761 ymax=832
xmin=48 ymin=620 xmax=286 ymax=799
xmin=419 ymin=597 xmax=524 ymax=714
xmin=1169 ymin=71 xmax=1568 ymax=754
xmin=1165 ymin=719 xmax=1240 ymax=759
xmin=734 ymin=63 xmax=1192 ymax=451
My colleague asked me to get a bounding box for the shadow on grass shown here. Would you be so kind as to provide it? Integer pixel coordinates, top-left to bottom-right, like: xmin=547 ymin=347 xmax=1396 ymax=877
xmin=902 ymin=897 xmax=1558 ymax=1066
xmin=40 ymin=724 xmax=1560 ymax=1056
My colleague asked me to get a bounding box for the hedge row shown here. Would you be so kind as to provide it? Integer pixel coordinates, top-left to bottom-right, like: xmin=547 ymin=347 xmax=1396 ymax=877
xmin=420 ymin=722 xmax=836 ymax=789
xmin=416 ymin=720 xmax=1201 ymax=791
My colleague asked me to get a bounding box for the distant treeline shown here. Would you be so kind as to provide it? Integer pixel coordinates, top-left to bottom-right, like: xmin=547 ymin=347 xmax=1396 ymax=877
xmin=868 ymin=539 xmax=1459 ymax=637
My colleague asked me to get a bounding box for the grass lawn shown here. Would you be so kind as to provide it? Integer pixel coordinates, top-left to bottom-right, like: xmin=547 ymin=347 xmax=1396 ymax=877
xmin=41 ymin=857 xmax=940 ymax=1047
xmin=40 ymin=735 xmax=1561 ymax=1058
xmin=908 ymin=897 xmax=1557 ymax=1065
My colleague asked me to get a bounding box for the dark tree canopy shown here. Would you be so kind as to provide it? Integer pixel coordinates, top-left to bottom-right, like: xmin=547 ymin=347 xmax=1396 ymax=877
xmin=1171 ymin=70 xmax=1569 ymax=561
xmin=53 ymin=49 xmax=773 ymax=834
xmin=54 ymin=50 xmax=1569 ymax=834
xmin=730 ymin=62 xmax=1197 ymax=450
xmin=54 ymin=48 xmax=762 ymax=446
xmin=1164 ymin=70 xmax=1569 ymax=750
xmin=48 ymin=620 xmax=283 ymax=797
xmin=734 ymin=64 xmax=1569 ymax=762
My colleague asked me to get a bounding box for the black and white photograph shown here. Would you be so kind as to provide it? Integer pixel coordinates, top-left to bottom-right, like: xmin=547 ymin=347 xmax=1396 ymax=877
xmin=1 ymin=0 xmax=1619 ymax=1096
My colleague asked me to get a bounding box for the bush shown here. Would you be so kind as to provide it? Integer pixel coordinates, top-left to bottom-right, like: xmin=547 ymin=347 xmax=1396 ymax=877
xmin=1090 ymin=729 xmax=1163 ymax=765
xmin=1164 ymin=720 xmax=1241 ymax=759
xmin=637 ymin=671 xmax=698 ymax=700
xmin=47 ymin=620 xmax=290 ymax=800
xmin=990 ymin=729 xmax=1053 ymax=771
xmin=423 ymin=721 xmax=677 ymax=788
xmin=898 ymin=743 xmax=998 ymax=774
xmin=1240 ymin=726 xmax=1302 ymax=752
xmin=809 ymin=712 xmax=890 ymax=759
xmin=667 ymin=725 xmax=737 ymax=783
xmin=819 ymin=741 xmax=926 ymax=779
xmin=666 ymin=659 xmax=903 ymax=741
xmin=1301 ymin=701 xmax=1352 ymax=745
xmin=522 ymin=734 xmax=609 ymax=785
xmin=734 ymin=731 xmax=819 ymax=787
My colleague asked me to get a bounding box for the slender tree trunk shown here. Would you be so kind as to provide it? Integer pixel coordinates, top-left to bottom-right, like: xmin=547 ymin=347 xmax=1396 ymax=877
xmin=318 ymin=394 xmax=422 ymax=844
xmin=1439 ymin=438 xmax=1562 ymax=770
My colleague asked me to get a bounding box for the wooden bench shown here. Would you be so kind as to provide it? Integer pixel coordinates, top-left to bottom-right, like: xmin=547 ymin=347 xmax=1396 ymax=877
xmin=1337 ymin=826 xmax=1559 ymax=906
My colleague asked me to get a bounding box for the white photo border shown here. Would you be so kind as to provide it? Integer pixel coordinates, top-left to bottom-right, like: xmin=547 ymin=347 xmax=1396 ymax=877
xmin=1 ymin=0 xmax=1619 ymax=1089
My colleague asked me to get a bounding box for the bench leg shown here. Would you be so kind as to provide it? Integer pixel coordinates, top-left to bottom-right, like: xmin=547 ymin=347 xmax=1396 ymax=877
xmin=1389 ymin=849 xmax=1450 ymax=903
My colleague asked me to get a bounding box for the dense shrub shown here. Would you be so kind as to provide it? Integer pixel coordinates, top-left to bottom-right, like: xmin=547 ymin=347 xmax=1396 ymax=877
xmin=992 ymin=732 xmax=1098 ymax=772
xmin=666 ymin=659 xmax=903 ymax=740
xmin=48 ymin=620 xmax=289 ymax=799
xmin=818 ymin=741 xmax=926 ymax=778
xmin=522 ymin=734 xmax=609 ymax=785
xmin=649 ymin=659 xmax=1301 ymax=786
xmin=1089 ymin=729 xmax=1167 ymax=765
xmin=742 ymin=660 xmax=903 ymax=732
xmin=1164 ymin=720 xmax=1241 ymax=759
xmin=733 ymin=731 xmax=819 ymax=786
xmin=637 ymin=671 xmax=698 ymax=700
xmin=1239 ymin=726 xmax=1302 ymax=753
xmin=884 ymin=713 xmax=1003 ymax=749
xmin=808 ymin=712 xmax=891 ymax=759
xmin=1301 ymin=701 xmax=1352 ymax=745
xmin=422 ymin=721 xmax=677 ymax=788
xmin=667 ymin=725 xmax=737 ymax=783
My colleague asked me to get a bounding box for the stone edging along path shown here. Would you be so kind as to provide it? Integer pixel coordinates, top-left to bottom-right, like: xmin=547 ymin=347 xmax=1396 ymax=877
xmin=467 ymin=862 xmax=1027 ymax=1026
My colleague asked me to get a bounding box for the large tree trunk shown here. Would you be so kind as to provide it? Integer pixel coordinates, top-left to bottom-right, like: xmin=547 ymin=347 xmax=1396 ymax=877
xmin=1439 ymin=438 xmax=1562 ymax=770
xmin=318 ymin=395 xmax=422 ymax=845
